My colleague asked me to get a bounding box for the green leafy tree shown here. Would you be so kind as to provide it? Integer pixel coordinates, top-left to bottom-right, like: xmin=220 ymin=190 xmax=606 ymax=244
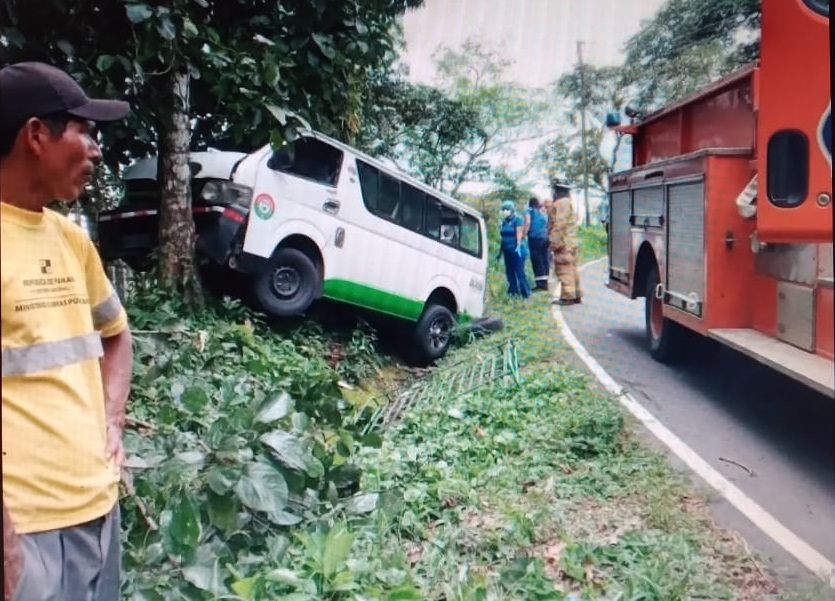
xmin=427 ymin=38 xmax=551 ymax=194
xmin=534 ymin=64 xmax=629 ymax=200
xmin=622 ymin=0 xmax=760 ymax=110
xmin=1 ymin=0 xmax=422 ymax=303
xmin=355 ymin=75 xmax=486 ymax=189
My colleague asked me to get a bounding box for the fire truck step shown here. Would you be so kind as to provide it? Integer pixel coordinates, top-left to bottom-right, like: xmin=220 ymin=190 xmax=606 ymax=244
xmin=708 ymin=328 xmax=834 ymax=398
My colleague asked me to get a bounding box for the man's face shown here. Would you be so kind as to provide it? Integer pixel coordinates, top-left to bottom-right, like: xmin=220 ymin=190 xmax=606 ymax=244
xmin=28 ymin=117 xmax=102 ymax=203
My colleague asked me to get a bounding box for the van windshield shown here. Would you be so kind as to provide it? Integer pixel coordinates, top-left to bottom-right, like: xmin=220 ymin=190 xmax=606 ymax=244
xmin=268 ymin=138 xmax=344 ymax=187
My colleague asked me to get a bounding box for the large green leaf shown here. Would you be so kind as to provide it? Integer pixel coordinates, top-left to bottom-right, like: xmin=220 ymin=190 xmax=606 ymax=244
xmin=125 ymin=4 xmax=152 ymax=24
xmin=181 ymin=544 xmax=228 ymax=595
xmin=182 ymin=386 xmax=209 ymax=413
xmin=254 ymin=392 xmax=294 ymax=424
xmin=207 ymin=492 xmax=239 ymax=534
xmin=323 ymin=525 xmax=354 ymax=579
xmin=233 ymin=462 xmax=288 ymax=513
xmin=267 ymin=509 xmax=303 ymax=526
xmin=344 ymin=492 xmax=378 ymax=515
xmin=386 ymin=587 xmax=424 ymax=601
xmin=259 ymin=430 xmax=310 ymax=472
xmin=162 ymin=496 xmax=201 ymax=559
xmin=206 ymin=465 xmax=239 ymax=495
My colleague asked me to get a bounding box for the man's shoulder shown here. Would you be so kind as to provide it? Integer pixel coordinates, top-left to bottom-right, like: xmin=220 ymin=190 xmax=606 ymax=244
xmin=46 ymin=209 xmax=92 ymax=247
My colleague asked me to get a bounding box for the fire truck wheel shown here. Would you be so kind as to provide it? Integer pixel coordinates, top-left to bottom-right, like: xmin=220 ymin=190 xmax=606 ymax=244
xmin=645 ymin=269 xmax=686 ymax=364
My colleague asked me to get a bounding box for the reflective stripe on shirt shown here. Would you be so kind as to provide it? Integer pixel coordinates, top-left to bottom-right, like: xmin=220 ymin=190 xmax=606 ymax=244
xmin=1 ymin=333 xmax=104 ymax=377
xmin=91 ymin=291 xmax=123 ymax=330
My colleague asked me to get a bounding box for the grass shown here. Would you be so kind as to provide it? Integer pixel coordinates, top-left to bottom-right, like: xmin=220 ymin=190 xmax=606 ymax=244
xmin=577 ymin=225 xmax=608 ymax=265
xmin=117 ymin=224 xmax=830 ymax=600
xmin=343 ymin=233 xmax=829 ymax=601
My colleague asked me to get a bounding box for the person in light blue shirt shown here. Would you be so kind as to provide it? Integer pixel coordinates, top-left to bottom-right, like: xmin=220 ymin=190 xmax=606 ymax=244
xmin=526 ymin=197 xmax=550 ymax=291
xmin=498 ymin=200 xmax=531 ymax=298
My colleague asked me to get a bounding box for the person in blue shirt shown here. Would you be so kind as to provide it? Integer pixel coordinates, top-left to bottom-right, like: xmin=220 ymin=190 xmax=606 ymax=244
xmin=498 ymin=200 xmax=531 ymax=298
xmin=526 ymin=197 xmax=550 ymax=291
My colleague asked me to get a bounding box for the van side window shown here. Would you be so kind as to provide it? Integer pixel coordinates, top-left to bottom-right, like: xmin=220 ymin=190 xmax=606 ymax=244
xmin=356 ymin=159 xmax=482 ymax=257
xmin=460 ymin=215 xmax=481 ymax=256
xmin=400 ymin=184 xmax=425 ymax=231
xmin=358 ymin=160 xmax=402 ymax=221
xmin=440 ymin=206 xmax=462 ymax=247
xmin=425 ymin=199 xmax=442 ymax=238
xmin=377 ymin=173 xmax=401 ymax=219
xmin=267 ymin=138 xmax=343 ymax=186
xmin=356 ymin=161 xmax=380 ymax=212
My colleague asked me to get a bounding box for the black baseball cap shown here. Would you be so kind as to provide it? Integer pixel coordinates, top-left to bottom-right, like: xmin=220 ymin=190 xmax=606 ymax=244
xmin=0 ymin=61 xmax=130 ymax=134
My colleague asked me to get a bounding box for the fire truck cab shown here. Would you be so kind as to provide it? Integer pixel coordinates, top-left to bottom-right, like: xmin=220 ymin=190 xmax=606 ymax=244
xmin=605 ymin=0 xmax=832 ymax=397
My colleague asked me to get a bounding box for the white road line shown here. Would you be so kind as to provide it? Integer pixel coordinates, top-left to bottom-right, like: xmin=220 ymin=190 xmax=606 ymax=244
xmin=552 ymin=257 xmax=835 ymax=588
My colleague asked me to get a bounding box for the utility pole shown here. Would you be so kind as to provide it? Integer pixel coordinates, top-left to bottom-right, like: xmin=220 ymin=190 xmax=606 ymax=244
xmin=576 ymin=40 xmax=591 ymax=226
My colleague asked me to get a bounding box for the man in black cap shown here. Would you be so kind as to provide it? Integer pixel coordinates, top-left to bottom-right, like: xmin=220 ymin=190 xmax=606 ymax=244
xmin=1 ymin=62 xmax=133 ymax=601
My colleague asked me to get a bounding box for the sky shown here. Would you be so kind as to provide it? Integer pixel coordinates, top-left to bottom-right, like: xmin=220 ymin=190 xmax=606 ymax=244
xmin=399 ymin=0 xmax=668 ymax=203
xmin=401 ymin=0 xmax=668 ymax=88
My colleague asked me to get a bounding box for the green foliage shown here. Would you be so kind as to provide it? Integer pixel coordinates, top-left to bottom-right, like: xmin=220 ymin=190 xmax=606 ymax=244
xmin=577 ymin=225 xmax=607 ymax=264
xmin=534 ymin=64 xmax=630 ymax=195
xmin=0 ymin=0 xmax=425 ymax=170
xmin=356 ymin=37 xmax=550 ymax=195
xmin=114 ymin=251 xmax=795 ymax=600
xmin=622 ymin=0 xmax=760 ymax=110
xmin=355 ymin=76 xmax=486 ymax=190
xmin=431 ymin=38 xmax=551 ymax=195
xmin=120 ymin=282 xmax=397 ymax=599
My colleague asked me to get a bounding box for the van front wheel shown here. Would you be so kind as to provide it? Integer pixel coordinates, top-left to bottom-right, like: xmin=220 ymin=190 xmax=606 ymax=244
xmin=254 ymin=248 xmax=321 ymax=317
xmin=409 ymin=304 xmax=456 ymax=366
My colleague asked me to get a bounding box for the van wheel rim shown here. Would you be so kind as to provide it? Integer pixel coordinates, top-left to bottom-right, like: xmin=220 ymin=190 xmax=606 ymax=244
xmin=272 ymin=266 xmax=301 ymax=298
xmin=428 ymin=317 xmax=452 ymax=350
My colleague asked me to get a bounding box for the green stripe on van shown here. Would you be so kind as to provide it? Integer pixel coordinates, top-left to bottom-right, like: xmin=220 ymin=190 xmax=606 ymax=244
xmin=322 ymin=279 xmax=425 ymax=321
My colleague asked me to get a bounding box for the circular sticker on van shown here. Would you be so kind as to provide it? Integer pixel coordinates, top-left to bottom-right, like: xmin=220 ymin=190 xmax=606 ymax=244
xmin=254 ymin=193 xmax=275 ymax=220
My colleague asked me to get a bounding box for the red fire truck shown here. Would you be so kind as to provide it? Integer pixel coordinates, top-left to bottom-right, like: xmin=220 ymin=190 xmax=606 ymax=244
xmin=605 ymin=0 xmax=832 ymax=397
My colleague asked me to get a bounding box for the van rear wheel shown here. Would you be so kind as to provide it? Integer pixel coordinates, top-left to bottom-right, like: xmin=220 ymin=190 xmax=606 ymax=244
xmin=254 ymin=248 xmax=321 ymax=317
xmin=409 ymin=304 xmax=456 ymax=366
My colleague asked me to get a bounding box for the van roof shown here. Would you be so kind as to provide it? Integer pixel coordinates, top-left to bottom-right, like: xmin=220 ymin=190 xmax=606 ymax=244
xmin=295 ymin=129 xmax=484 ymax=221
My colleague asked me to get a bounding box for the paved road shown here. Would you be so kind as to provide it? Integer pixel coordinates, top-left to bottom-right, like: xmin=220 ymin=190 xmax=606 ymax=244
xmin=561 ymin=259 xmax=835 ymax=591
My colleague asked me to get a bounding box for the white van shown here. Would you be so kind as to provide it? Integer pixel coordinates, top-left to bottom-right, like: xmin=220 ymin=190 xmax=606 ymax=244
xmin=98 ymin=130 xmax=491 ymax=364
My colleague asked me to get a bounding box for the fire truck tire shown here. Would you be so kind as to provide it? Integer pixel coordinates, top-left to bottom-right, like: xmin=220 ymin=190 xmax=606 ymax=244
xmin=645 ymin=269 xmax=687 ymax=364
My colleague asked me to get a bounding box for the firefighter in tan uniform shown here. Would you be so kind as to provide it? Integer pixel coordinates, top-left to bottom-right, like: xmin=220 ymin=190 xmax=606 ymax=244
xmin=546 ymin=177 xmax=582 ymax=305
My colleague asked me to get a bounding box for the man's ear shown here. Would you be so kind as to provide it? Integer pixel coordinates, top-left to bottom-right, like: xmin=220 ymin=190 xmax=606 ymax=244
xmin=21 ymin=118 xmax=52 ymax=156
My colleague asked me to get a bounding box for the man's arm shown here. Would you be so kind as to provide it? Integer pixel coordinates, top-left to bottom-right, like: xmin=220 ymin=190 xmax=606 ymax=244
xmin=101 ymin=329 xmax=133 ymax=467
xmin=3 ymin=498 xmax=23 ymax=601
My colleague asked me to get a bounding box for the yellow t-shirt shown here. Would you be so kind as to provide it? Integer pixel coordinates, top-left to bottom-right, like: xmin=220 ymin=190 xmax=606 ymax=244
xmin=1 ymin=201 xmax=128 ymax=534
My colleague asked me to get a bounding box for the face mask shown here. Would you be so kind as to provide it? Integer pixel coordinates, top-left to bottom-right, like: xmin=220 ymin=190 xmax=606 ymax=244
xmin=501 ymin=209 xmax=512 ymax=218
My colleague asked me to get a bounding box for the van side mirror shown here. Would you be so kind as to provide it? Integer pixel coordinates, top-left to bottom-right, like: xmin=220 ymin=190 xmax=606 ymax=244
xmin=605 ymin=112 xmax=622 ymax=127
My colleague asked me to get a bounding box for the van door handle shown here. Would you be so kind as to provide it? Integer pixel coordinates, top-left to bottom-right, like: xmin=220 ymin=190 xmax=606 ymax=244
xmin=323 ymin=200 xmax=340 ymax=214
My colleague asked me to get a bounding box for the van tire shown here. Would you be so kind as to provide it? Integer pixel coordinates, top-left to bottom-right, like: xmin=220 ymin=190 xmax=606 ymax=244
xmin=254 ymin=248 xmax=321 ymax=317
xmin=409 ymin=304 xmax=456 ymax=366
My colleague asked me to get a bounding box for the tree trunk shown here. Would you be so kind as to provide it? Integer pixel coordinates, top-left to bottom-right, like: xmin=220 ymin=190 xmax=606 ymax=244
xmin=157 ymin=68 xmax=203 ymax=306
